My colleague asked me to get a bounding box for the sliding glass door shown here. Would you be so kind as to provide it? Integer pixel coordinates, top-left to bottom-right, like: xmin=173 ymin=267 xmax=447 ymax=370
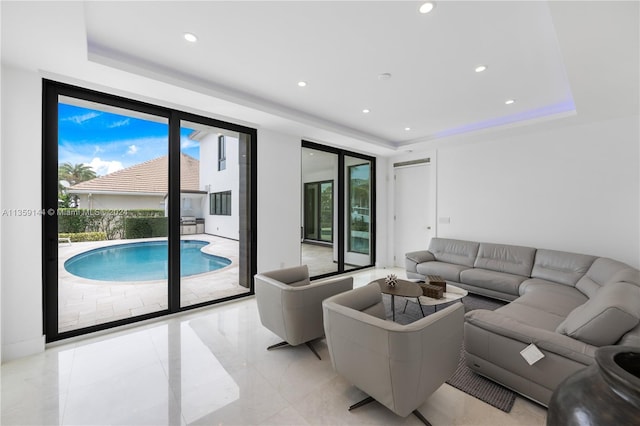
xmin=43 ymin=80 xmax=256 ymax=341
xmin=344 ymin=157 xmax=373 ymax=271
xmin=301 ymin=141 xmax=375 ymax=278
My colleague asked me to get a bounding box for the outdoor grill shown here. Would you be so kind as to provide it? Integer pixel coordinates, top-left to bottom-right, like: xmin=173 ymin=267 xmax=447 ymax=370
xmin=180 ymin=216 xmax=196 ymax=225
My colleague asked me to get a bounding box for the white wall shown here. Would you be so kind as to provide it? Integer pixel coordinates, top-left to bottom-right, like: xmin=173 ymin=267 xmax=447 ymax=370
xmin=200 ymin=134 xmax=239 ymax=240
xmin=1 ymin=65 xmax=45 ymax=360
xmin=434 ymin=115 xmax=639 ymax=268
xmin=256 ymin=129 xmax=302 ymax=272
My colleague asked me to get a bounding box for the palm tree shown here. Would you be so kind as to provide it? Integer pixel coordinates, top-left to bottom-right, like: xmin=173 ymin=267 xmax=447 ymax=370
xmin=58 ymin=162 xmax=97 ymax=207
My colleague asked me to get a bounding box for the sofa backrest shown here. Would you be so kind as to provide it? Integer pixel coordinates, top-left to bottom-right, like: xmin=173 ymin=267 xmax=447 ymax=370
xmin=575 ymin=257 xmax=639 ymax=298
xmin=474 ymin=242 xmax=536 ymax=277
xmin=531 ymin=249 xmax=596 ymax=287
xmin=428 ymin=238 xmax=479 ymax=267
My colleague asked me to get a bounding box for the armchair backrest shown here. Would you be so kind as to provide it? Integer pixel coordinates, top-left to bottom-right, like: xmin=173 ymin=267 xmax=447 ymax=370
xmin=255 ymin=265 xmax=353 ymax=346
xmin=323 ymin=283 xmax=465 ymax=417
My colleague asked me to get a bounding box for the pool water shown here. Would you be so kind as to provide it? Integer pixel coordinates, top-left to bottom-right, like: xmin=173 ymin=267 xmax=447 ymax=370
xmin=64 ymin=240 xmax=231 ymax=282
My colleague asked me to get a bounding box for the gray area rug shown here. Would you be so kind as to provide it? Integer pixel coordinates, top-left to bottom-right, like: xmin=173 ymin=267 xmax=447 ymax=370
xmin=383 ymin=293 xmax=517 ymax=413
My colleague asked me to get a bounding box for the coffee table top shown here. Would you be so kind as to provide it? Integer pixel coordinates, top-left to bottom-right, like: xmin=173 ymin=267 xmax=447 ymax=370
xmin=417 ymin=284 xmax=468 ymax=306
xmin=374 ymin=278 xmax=422 ymax=298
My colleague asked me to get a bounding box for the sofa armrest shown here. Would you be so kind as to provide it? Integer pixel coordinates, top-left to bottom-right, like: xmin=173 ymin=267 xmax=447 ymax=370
xmin=406 ymin=250 xmax=435 ymax=264
xmin=465 ymin=309 xmax=596 ymax=365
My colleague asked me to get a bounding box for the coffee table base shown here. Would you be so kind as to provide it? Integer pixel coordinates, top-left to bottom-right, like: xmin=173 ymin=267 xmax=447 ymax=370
xmin=388 ymin=294 xmax=425 ymax=321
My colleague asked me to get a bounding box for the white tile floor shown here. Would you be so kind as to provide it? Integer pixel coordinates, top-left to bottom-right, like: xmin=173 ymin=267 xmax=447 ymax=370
xmin=1 ymin=267 xmax=547 ymax=426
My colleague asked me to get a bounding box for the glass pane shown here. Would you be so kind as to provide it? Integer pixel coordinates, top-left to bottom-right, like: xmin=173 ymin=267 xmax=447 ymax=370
xmin=302 ymin=147 xmax=338 ymax=276
xmin=319 ymin=182 xmax=333 ymax=243
xmin=57 ymin=97 xmax=168 ymax=333
xmin=345 ymin=156 xmax=372 ymax=270
xmin=179 ymin=121 xmax=250 ymax=308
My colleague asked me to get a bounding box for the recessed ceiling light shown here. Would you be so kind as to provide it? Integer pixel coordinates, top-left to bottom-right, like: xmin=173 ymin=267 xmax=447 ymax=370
xmin=183 ymin=33 xmax=198 ymax=43
xmin=405 ymin=127 xmax=411 ymax=131
xmin=475 ymin=65 xmax=487 ymax=73
xmin=362 ymin=109 xmax=370 ymax=114
xmin=419 ymin=2 xmax=436 ymax=14
xmin=297 ymin=81 xmax=307 ymax=87
xmin=505 ymin=99 xmax=515 ymax=105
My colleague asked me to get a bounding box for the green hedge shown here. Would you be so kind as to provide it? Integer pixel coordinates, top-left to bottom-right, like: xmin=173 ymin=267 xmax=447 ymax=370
xmin=124 ymin=217 xmax=168 ymax=239
xmin=57 ymin=208 xmax=166 ymax=240
xmin=59 ymin=232 xmax=107 ymax=242
xmin=126 ymin=209 xmax=164 ymax=217
xmin=57 ymin=209 xmax=98 ymax=233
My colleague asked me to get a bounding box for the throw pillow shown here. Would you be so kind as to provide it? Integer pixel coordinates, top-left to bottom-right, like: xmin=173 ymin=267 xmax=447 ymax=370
xmin=556 ymin=282 xmax=640 ymax=346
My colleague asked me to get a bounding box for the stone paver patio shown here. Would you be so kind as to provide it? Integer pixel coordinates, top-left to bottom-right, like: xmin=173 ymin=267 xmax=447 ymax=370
xmin=58 ymin=234 xmax=248 ymax=333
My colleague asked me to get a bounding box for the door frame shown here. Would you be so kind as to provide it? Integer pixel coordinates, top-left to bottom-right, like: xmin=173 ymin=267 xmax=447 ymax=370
xmin=301 ymin=140 xmax=376 ymax=279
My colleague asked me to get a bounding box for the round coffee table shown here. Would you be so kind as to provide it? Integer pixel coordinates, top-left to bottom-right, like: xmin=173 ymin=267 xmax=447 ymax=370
xmin=374 ymin=278 xmax=424 ymax=321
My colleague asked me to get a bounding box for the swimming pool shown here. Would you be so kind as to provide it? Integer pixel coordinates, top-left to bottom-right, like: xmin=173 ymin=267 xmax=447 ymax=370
xmin=64 ymin=240 xmax=232 ymax=282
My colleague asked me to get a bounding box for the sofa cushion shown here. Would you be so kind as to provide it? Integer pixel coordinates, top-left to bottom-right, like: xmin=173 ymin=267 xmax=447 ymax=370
xmin=460 ymin=268 xmax=526 ymax=297
xmin=520 ymin=278 xmax=591 ymax=299
xmin=473 ymin=243 xmax=536 ymax=277
xmin=428 ymin=238 xmax=479 ymax=267
xmin=416 ymin=261 xmax=470 ymax=282
xmin=495 ymin=300 xmax=566 ymax=332
xmin=556 ymin=282 xmax=640 ymax=346
xmin=511 ymin=285 xmax=587 ymax=319
xmin=531 ymin=249 xmax=596 ymax=287
xmin=575 ymin=258 xmax=634 ymax=298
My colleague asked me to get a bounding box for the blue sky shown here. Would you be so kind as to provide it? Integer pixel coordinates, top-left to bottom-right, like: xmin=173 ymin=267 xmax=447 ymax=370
xmin=58 ymin=103 xmax=199 ymax=176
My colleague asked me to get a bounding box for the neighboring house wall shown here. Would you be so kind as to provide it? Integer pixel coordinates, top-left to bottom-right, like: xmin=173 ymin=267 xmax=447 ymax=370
xmin=75 ymin=193 xmax=166 ymax=211
xmin=200 ymin=134 xmax=239 ymax=240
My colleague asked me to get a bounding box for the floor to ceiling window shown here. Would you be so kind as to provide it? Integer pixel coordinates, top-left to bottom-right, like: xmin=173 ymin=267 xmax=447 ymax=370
xmin=301 ymin=141 xmax=375 ymax=278
xmin=43 ymin=80 xmax=256 ymax=341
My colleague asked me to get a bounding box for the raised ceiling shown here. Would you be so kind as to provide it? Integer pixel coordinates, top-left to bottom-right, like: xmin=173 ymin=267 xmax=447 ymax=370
xmin=1 ymin=1 xmax=637 ymax=156
xmin=84 ymin=1 xmax=574 ymax=148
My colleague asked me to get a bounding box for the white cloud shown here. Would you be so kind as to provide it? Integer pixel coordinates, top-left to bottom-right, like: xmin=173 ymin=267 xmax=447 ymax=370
xmin=108 ymin=118 xmax=130 ymax=128
xmin=64 ymin=111 xmax=101 ymax=124
xmin=127 ymin=144 xmax=139 ymax=155
xmin=181 ymin=136 xmax=198 ymax=150
xmin=88 ymin=157 xmax=124 ymax=176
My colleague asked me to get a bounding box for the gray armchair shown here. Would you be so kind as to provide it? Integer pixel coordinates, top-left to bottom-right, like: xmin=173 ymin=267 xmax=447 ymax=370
xmin=254 ymin=265 xmax=353 ymax=359
xmin=322 ymin=282 xmax=464 ymax=424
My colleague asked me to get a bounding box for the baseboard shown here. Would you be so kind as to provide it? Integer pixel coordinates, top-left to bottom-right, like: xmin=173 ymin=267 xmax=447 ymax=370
xmin=2 ymin=334 xmax=46 ymax=363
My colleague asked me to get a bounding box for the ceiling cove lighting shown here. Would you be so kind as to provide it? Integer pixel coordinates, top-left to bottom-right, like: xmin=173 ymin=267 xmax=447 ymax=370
xmin=183 ymin=33 xmax=198 ymax=43
xmin=297 ymin=81 xmax=307 ymax=87
xmin=475 ymin=65 xmax=487 ymax=73
xmin=505 ymin=99 xmax=516 ymax=105
xmin=419 ymin=2 xmax=436 ymax=14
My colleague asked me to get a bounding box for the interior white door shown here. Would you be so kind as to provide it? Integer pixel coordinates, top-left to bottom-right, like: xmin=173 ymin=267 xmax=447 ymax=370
xmin=394 ymin=164 xmax=433 ymax=267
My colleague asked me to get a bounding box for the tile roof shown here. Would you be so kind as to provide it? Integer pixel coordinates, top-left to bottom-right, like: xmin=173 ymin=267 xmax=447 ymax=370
xmin=68 ymin=153 xmax=200 ymax=194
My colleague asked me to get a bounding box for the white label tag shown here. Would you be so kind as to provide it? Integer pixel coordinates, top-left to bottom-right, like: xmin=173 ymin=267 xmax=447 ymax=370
xmin=520 ymin=343 xmax=545 ymax=365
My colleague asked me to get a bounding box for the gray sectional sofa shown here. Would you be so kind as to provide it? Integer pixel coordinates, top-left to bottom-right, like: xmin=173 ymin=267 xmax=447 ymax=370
xmin=406 ymin=237 xmax=640 ymax=406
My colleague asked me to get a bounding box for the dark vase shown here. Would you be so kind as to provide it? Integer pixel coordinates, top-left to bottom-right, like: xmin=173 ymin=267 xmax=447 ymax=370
xmin=547 ymin=345 xmax=640 ymax=426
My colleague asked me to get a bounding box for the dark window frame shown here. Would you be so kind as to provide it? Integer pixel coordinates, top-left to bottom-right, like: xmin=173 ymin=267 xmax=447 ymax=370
xmin=210 ymin=190 xmax=232 ymax=215
xmin=42 ymin=79 xmax=257 ymax=343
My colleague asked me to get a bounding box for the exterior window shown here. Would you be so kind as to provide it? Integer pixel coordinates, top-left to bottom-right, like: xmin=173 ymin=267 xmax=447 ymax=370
xmin=218 ymin=135 xmax=226 ymax=171
xmin=210 ymin=191 xmax=231 ymax=215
